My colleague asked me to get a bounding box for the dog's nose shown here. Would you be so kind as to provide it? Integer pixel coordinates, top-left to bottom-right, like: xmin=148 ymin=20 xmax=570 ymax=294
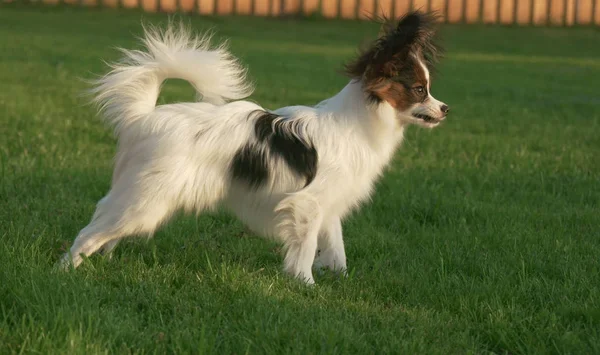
xmin=441 ymin=104 xmax=449 ymax=115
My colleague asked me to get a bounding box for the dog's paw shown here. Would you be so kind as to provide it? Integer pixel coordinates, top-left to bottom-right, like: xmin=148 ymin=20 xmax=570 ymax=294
xmin=54 ymin=253 xmax=75 ymax=272
xmin=313 ymin=249 xmax=347 ymax=276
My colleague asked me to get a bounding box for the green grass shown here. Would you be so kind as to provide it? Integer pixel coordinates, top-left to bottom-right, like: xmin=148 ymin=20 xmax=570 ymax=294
xmin=1 ymin=4 xmax=599 ymax=354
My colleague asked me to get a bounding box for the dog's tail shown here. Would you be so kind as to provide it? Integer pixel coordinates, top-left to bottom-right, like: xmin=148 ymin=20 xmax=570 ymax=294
xmin=90 ymin=23 xmax=253 ymax=135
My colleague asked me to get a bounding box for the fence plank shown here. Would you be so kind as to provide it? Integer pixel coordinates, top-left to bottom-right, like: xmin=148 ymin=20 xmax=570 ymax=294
xmin=447 ymin=0 xmax=463 ymax=22
xmin=180 ymin=0 xmax=195 ymax=12
xmin=532 ymin=0 xmax=547 ymax=24
xmin=272 ymin=0 xmax=282 ymax=15
xmin=160 ymin=0 xmax=177 ymax=12
xmin=341 ymin=0 xmax=357 ymax=18
xmin=515 ymin=0 xmax=531 ymax=24
xmin=499 ymin=0 xmax=515 ymax=23
xmin=303 ymin=0 xmax=320 ymax=14
xmin=140 ymin=0 xmax=156 ymax=11
xmin=395 ymin=0 xmax=412 ymax=17
xmin=576 ymin=0 xmax=593 ymax=24
xmin=284 ymin=0 xmax=301 ymax=13
xmin=565 ymin=0 xmax=575 ymax=24
xmin=217 ymin=0 xmax=234 ymax=14
xmin=254 ymin=0 xmax=270 ymax=15
xmin=412 ymin=0 xmax=429 ymax=12
xmin=103 ymin=0 xmax=119 ymax=7
xmin=596 ymin=0 xmax=600 ymax=24
xmin=199 ymin=0 xmax=215 ymax=14
xmin=82 ymin=0 xmax=97 ymax=5
xmin=122 ymin=0 xmax=139 ymax=8
xmin=483 ymin=0 xmax=498 ymax=22
xmin=465 ymin=0 xmax=481 ymax=22
xmin=429 ymin=0 xmax=446 ymax=16
xmin=358 ymin=0 xmax=375 ymax=18
xmin=321 ymin=0 xmax=339 ymax=17
xmin=235 ymin=0 xmax=252 ymax=14
xmin=549 ymin=0 xmax=564 ymax=24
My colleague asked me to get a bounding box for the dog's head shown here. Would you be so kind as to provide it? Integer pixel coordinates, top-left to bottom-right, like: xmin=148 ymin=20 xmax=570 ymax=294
xmin=345 ymin=11 xmax=448 ymax=128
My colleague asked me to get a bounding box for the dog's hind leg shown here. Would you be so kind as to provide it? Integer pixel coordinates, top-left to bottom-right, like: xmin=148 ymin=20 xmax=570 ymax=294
xmin=314 ymin=216 xmax=347 ymax=275
xmin=59 ymin=188 xmax=174 ymax=269
xmin=275 ymin=193 xmax=323 ymax=284
xmin=98 ymin=239 xmax=120 ymax=259
xmin=94 ymin=196 xmax=121 ymax=259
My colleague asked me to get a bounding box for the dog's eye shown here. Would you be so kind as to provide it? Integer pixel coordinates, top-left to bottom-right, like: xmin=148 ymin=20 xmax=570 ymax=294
xmin=414 ymin=86 xmax=425 ymax=94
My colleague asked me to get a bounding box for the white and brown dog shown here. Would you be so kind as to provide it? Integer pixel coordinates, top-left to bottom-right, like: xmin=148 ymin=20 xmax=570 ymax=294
xmin=61 ymin=11 xmax=449 ymax=284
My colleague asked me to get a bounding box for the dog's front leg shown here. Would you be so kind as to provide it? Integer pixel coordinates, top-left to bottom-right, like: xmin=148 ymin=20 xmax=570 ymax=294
xmin=314 ymin=216 xmax=347 ymax=275
xmin=275 ymin=193 xmax=322 ymax=284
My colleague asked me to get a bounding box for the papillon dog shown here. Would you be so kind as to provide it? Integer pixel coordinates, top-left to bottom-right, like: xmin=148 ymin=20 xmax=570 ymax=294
xmin=61 ymin=11 xmax=449 ymax=284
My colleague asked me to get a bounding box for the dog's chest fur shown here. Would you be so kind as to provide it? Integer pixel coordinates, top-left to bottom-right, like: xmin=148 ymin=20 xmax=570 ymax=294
xmin=326 ymin=125 xmax=404 ymax=219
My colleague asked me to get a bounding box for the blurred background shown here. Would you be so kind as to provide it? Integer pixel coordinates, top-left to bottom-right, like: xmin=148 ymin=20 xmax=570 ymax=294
xmin=9 ymin=0 xmax=600 ymax=25
xmin=1 ymin=0 xmax=599 ymax=353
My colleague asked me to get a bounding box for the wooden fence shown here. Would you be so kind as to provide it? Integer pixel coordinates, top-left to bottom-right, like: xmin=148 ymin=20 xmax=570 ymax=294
xmin=24 ymin=0 xmax=600 ymax=25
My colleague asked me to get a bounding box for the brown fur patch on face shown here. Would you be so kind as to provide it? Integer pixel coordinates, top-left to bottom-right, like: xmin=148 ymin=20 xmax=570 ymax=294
xmin=371 ymin=82 xmax=411 ymax=110
xmin=370 ymin=55 xmax=429 ymax=110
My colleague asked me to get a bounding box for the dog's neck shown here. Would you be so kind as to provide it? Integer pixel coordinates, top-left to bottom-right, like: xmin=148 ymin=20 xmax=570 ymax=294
xmin=317 ymin=80 xmax=406 ymax=160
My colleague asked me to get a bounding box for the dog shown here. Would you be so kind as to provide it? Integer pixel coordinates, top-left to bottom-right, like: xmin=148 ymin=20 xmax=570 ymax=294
xmin=60 ymin=11 xmax=448 ymax=284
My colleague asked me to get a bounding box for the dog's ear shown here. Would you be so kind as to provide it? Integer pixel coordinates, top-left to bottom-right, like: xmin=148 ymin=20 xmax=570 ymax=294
xmin=344 ymin=11 xmax=441 ymax=88
xmin=377 ymin=17 xmax=393 ymax=37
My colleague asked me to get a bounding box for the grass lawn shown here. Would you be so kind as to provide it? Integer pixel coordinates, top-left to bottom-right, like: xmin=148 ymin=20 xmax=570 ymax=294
xmin=1 ymin=3 xmax=599 ymax=353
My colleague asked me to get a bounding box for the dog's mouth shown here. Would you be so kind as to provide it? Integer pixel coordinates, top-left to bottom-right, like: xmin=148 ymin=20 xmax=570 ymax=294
xmin=412 ymin=113 xmax=441 ymax=123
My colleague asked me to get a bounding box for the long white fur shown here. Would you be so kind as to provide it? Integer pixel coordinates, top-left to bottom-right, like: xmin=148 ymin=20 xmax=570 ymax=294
xmin=61 ymin=24 xmax=446 ymax=284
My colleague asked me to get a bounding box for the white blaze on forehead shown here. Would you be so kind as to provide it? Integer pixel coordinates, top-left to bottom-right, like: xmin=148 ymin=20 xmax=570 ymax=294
xmin=414 ymin=55 xmax=446 ymax=114
xmin=417 ymin=58 xmax=430 ymax=89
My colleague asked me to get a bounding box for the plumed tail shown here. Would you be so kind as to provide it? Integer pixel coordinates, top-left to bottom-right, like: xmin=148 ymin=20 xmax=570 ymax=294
xmin=89 ymin=23 xmax=253 ymax=135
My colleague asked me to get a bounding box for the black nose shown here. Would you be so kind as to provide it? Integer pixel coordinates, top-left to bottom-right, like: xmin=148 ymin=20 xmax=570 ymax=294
xmin=441 ymin=104 xmax=449 ymax=114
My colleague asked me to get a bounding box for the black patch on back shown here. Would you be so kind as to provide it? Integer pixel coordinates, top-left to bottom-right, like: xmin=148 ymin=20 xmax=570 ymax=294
xmin=231 ymin=145 xmax=269 ymax=189
xmin=253 ymin=111 xmax=318 ymax=187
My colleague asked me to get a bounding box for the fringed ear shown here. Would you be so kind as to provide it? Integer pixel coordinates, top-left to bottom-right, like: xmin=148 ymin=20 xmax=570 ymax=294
xmin=377 ymin=24 xmax=386 ymax=37
xmin=344 ymin=11 xmax=441 ymax=88
xmin=377 ymin=17 xmax=393 ymax=37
